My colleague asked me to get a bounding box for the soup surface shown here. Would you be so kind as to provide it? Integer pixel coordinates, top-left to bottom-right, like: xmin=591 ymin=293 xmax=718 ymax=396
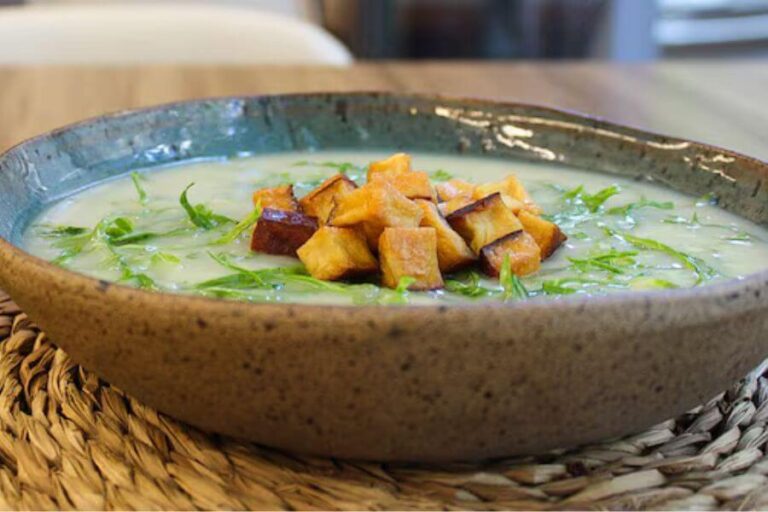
xmin=23 ymin=151 xmax=768 ymax=305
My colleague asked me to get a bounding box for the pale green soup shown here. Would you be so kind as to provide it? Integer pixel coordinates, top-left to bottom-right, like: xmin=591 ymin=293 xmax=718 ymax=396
xmin=22 ymin=151 xmax=768 ymax=305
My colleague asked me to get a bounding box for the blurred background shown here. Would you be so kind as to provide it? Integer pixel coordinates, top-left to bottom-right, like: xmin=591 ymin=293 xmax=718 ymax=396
xmin=0 ymin=0 xmax=767 ymax=64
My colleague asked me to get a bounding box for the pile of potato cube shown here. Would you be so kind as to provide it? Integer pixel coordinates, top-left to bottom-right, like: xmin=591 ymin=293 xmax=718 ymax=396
xmin=250 ymin=153 xmax=566 ymax=291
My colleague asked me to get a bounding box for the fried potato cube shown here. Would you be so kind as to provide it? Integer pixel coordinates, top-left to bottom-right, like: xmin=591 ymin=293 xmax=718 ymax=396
xmin=298 ymin=174 xmax=357 ymax=224
xmin=480 ymin=231 xmax=541 ymax=277
xmin=438 ymin=195 xmax=476 ymax=216
xmin=435 ymin=179 xmax=475 ymax=202
xmin=252 ymin=184 xmax=299 ymax=212
xmin=518 ymin=210 xmax=568 ymax=259
xmin=416 ymin=200 xmax=476 ymax=272
xmin=297 ymin=226 xmax=378 ymax=281
xmin=329 ymin=181 xmax=423 ymax=251
xmin=379 ymin=227 xmax=444 ymax=290
xmin=250 ymin=208 xmax=318 ymax=256
xmin=473 ymin=175 xmax=541 ymax=214
xmin=445 ymin=192 xmax=524 ymax=253
xmin=371 ymin=170 xmax=437 ymax=202
xmin=367 ymin=153 xmax=412 ymax=181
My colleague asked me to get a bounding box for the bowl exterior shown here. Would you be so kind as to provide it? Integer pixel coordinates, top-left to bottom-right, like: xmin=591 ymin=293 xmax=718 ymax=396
xmin=1 ymin=93 xmax=768 ymax=461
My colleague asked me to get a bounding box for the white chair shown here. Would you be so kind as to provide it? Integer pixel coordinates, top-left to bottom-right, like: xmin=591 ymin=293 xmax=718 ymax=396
xmin=0 ymin=3 xmax=353 ymax=65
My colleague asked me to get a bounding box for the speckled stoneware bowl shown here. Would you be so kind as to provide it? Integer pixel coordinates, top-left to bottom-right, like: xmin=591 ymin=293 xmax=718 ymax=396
xmin=0 ymin=93 xmax=767 ymax=462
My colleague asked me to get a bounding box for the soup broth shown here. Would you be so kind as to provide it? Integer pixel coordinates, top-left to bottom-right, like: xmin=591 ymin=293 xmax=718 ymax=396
xmin=23 ymin=151 xmax=768 ymax=305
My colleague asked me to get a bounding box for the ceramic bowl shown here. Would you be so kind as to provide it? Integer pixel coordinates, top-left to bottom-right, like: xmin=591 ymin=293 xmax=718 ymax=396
xmin=1 ymin=93 xmax=767 ymax=462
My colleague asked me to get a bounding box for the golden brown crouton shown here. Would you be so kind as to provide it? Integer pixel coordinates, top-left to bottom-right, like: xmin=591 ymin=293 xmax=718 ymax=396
xmin=435 ymin=179 xmax=475 ymax=202
xmin=445 ymin=192 xmax=524 ymax=253
xmin=379 ymin=227 xmax=444 ymax=290
xmin=297 ymin=226 xmax=378 ymax=281
xmin=473 ymin=175 xmax=541 ymax=214
xmin=367 ymin=153 xmax=411 ymax=181
xmin=252 ymin=184 xmax=299 ymax=212
xmin=518 ymin=210 xmax=568 ymax=259
xmin=371 ymin=170 xmax=437 ymax=202
xmin=438 ymin=196 xmax=477 ymax=217
xmin=416 ymin=200 xmax=476 ymax=272
xmin=298 ymin=174 xmax=357 ymax=224
xmin=329 ymin=181 xmax=423 ymax=251
xmin=480 ymin=231 xmax=541 ymax=277
xmin=251 ymin=208 xmax=318 ymax=256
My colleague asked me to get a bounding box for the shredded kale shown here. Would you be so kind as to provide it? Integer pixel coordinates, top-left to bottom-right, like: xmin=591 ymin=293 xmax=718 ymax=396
xmin=563 ymin=184 xmax=621 ymax=212
xmin=605 ymin=228 xmax=718 ymax=285
xmin=629 ymin=277 xmax=679 ymax=290
xmin=40 ymin=225 xmax=89 ymax=237
xmin=179 ymin=183 xmax=234 ymax=230
xmin=548 ymin=184 xmax=621 ymax=228
xmin=568 ymin=249 xmax=638 ymax=275
xmin=203 ymin=252 xmax=424 ymax=304
xmin=499 ymin=255 xmax=529 ymax=300
xmin=429 ymin=169 xmax=454 ymax=182
xmin=607 ymin=199 xmax=673 ymax=218
xmin=212 ymin=203 xmax=262 ymax=245
xmin=379 ymin=276 xmax=417 ymax=305
xmin=444 ymin=271 xmax=495 ymax=298
xmin=130 ymin=171 xmax=149 ymax=205
xmin=663 ymin=212 xmax=759 ymax=242
xmin=151 ymin=252 xmax=181 ymax=265
xmin=539 ymin=277 xmax=615 ymax=295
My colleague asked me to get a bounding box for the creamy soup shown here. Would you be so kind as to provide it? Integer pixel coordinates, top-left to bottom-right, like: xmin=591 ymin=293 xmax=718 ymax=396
xmin=22 ymin=151 xmax=768 ymax=305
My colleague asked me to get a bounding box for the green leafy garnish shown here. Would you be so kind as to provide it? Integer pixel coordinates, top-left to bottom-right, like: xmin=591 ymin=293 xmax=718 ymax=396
xmin=381 ymin=276 xmax=416 ymax=305
xmin=203 ymin=252 xmax=416 ymax=304
xmin=151 ymin=252 xmax=181 ymax=265
xmin=499 ymin=255 xmax=528 ymax=300
xmin=726 ymin=232 xmax=753 ymax=242
xmin=104 ymin=217 xmax=134 ymax=239
xmin=50 ymin=226 xmax=94 ymax=265
xmin=212 ymin=203 xmax=262 ymax=245
xmin=663 ymin=212 xmax=759 ymax=242
xmin=444 ymin=271 xmax=495 ymax=298
xmin=605 ymin=228 xmax=718 ymax=285
xmin=180 ymin=183 xmax=235 ymax=230
xmin=540 ymin=277 xmax=614 ymax=295
xmin=607 ymin=199 xmax=673 ymax=218
xmin=548 ymin=184 xmax=622 ymax=228
xmin=130 ymin=171 xmax=149 ymax=205
xmin=206 ymin=252 xmax=351 ymax=292
xmin=395 ymin=276 xmax=416 ymax=293
xmin=582 ymin=185 xmax=621 ymax=212
xmin=562 ymin=185 xmax=620 ymax=212
xmin=40 ymin=225 xmax=89 ymax=237
xmin=429 ymin=169 xmax=454 ymax=182
xmin=124 ymin=270 xmax=157 ymax=290
xmin=99 ymin=216 xmax=189 ymax=247
xmin=629 ymin=277 xmax=679 ymax=290
xmin=568 ymin=250 xmax=638 ymax=275
xmin=91 ymin=219 xmax=158 ymax=289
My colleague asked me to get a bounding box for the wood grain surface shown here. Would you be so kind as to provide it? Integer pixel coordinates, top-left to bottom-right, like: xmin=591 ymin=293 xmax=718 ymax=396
xmin=0 ymin=61 xmax=766 ymax=160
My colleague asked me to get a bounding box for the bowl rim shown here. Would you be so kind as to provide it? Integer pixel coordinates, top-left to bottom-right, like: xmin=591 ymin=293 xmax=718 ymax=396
xmin=1 ymin=90 xmax=767 ymax=315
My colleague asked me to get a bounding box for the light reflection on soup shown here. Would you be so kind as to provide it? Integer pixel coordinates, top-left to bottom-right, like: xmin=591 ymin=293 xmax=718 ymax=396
xmin=22 ymin=151 xmax=768 ymax=305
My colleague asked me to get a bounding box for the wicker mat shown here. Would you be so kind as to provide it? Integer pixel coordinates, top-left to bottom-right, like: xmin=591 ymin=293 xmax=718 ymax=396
xmin=2 ymin=292 xmax=768 ymax=511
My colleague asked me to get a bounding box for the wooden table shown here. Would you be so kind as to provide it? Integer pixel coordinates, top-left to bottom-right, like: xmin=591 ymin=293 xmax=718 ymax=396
xmin=1 ymin=61 xmax=766 ymax=161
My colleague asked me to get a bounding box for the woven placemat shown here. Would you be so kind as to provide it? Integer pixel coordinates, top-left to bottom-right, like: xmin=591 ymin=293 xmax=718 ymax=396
xmin=2 ymin=291 xmax=768 ymax=511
